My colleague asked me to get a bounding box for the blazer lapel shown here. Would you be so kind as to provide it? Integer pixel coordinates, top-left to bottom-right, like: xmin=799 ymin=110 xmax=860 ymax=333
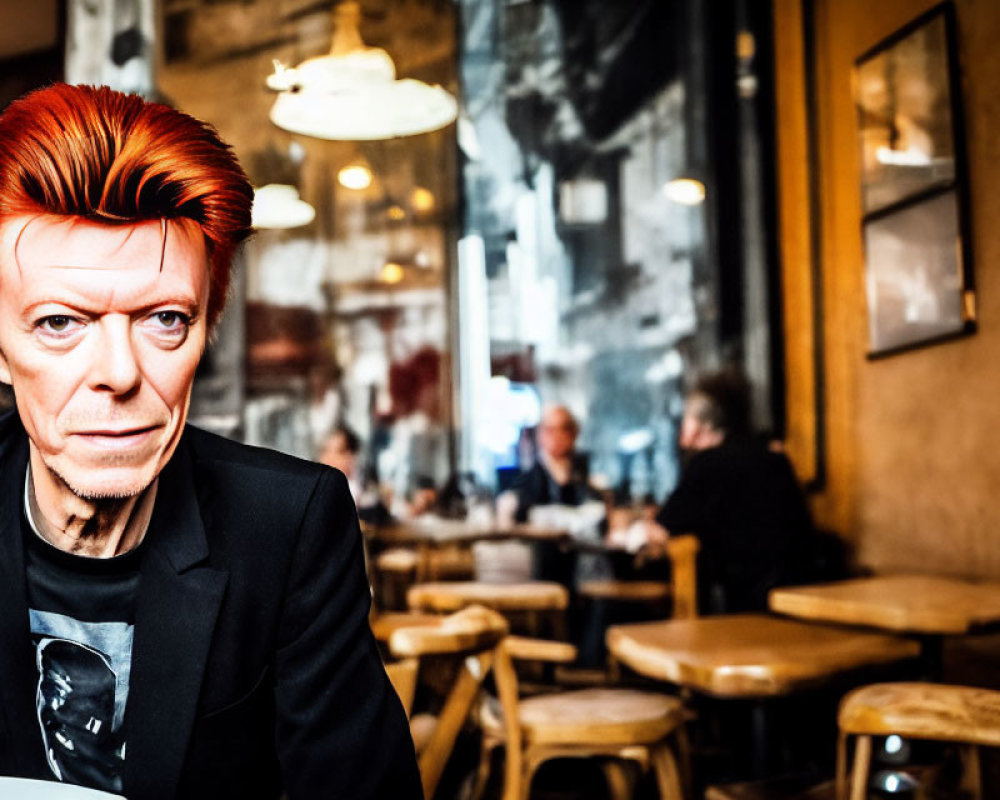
xmin=123 ymin=435 xmax=228 ymax=800
xmin=0 ymin=428 xmax=50 ymax=778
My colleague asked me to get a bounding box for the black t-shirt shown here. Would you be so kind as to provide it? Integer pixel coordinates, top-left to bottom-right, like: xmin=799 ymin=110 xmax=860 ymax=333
xmin=657 ymin=437 xmax=812 ymax=613
xmin=23 ymin=510 xmax=142 ymax=794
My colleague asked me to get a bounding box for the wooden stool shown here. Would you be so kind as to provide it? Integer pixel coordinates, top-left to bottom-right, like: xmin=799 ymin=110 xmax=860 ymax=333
xmin=374 ymin=545 xmax=475 ymax=609
xmin=836 ymin=682 xmax=1000 ymax=800
xmin=473 ymin=635 xmax=691 ymax=800
xmin=407 ymin=580 xmax=569 ymax=639
xmin=374 ymin=547 xmax=420 ymax=610
xmin=370 ymin=611 xmax=443 ymax=644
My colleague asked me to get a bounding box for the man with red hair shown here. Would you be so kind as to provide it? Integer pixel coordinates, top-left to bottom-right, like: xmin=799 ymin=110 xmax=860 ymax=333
xmin=0 ymin=84 xmax=420 ymax=799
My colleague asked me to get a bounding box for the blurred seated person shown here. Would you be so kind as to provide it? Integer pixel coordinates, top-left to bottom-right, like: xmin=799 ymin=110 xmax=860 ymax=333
xmin=503 ymin=405 xmax=603 ymax=588
xmin=318 ymin=424 xmax=362 ymax=499
xmin=509 ymin=406 xmax=599 ymax=522
xmin=318 ymin=425 xmax=391 ymax=525
xmin=406 ymin=475 xmax=440 ymax=518
xmin=653 ymin=370 xmax=813 ymax=614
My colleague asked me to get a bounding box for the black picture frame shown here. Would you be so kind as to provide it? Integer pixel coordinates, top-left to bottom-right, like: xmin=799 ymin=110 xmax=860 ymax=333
xmin=854 ymin=2 xmax=975 ymax=358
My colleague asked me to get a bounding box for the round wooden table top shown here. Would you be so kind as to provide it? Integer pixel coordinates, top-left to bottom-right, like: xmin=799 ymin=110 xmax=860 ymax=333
xmin=769 ymin=574 xmax=1000 ymax=635
xmin=407 ymin=580 xmax=570 ymax=612
xmin=606 ymin=614 xmax=920 ymax=697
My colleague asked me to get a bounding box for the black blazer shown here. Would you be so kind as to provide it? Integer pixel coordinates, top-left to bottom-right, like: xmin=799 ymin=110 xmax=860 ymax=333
xmin=0 ymin=412 xmax=422 ymax=799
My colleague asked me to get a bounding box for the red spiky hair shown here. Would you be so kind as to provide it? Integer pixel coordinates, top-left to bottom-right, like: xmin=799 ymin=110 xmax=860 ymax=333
xmin=0 ymin=83 xmax=253 ymax=326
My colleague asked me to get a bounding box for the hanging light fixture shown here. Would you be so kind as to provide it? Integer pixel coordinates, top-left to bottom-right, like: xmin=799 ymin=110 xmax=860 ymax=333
xmin=267 ymin=1 xmax=458 ymax=141
xmin=409 ymin=186 xmax=436 ymax=213
xmin=380 ymin=261 xmax=405 ymax=284
xmin=252 ymin=184 xmax=316 ymax=229
xmin=663 ymin=178 xmax=706 ymax=206
xmin=337 ymin=163 xmax=374 ymax=190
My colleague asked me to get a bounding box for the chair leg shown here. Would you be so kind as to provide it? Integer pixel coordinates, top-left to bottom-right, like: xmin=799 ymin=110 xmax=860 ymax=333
xmin=673 ymin=725 xmax=693 ymax=799
xmin=835 ymin=733 xmax=848 ymax=800
xmin=502 ymin=742 xmax=525 ymax=800
xmin=601 ymin=760 xmax=634 ymax=800
xmin=469 ymin=738 xmax=499 ymax=800
xmin=849 ymin=735 xmax=872 ymax=800
xmin=651 ymin=742 xmax=684 ymax=800
xmin=518 ymin=750 xmax=548 ymax=800
xmin=959 ymin=744 xmax=983 ymax=800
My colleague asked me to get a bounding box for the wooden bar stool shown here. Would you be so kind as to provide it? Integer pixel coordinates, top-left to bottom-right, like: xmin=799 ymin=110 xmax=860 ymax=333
xmin=836 ymin=682 xmax=1000 ymax=800
xmin=407 ymin=580 xmax=570 ymax=639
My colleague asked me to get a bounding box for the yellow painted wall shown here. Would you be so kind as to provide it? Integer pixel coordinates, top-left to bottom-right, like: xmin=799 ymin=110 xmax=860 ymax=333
xmin=774 ymin=0 xmax=1000 ymax=577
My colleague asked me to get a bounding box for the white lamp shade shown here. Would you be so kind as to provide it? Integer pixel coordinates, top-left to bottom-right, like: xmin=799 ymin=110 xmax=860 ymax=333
xmin=252 ymin=184 xmax=316 ymax=229
xmin=265 ymin=3 xmax=458 ymax=141
xmin=270 ymin=78 xmax=457 ymax=141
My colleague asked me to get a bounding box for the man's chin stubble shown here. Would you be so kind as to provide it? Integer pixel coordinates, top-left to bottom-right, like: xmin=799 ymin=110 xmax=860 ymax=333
xmin=49 ymin=462 xmax=154 ymax=504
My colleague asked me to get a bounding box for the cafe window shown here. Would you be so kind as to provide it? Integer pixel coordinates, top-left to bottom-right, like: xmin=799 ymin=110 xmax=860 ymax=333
xmin=455 ymin=0 xmax=782 ymax=501
xmin=153 ymin=0 xmax=781 ymax=505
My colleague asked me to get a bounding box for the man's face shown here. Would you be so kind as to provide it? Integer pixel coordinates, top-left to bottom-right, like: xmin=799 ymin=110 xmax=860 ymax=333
xmin=319 ymin=432 xmax=357 ymax=477
xmin=679 ymin=393 xmax=724 ymax=452
xmin=537 ymin=408 xmax=577 ymax=461
xmin=0 ymin=215 xmax=209 ymax=500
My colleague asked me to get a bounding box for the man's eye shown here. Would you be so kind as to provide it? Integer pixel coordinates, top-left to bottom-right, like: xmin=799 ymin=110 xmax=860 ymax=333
xmin=38 ymin=316 xmax=77 ymax=333
xmin=153 ymin=311 xmax=189 ymax=329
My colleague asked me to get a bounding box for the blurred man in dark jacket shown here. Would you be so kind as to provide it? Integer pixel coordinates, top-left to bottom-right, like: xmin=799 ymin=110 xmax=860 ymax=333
xmin=656 ymin=371 xmax=813 ymax=614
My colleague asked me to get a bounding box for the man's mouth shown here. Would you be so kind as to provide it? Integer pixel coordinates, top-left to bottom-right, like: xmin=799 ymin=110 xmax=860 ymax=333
xmin=73 ymin=425 xmax=162 ymax=448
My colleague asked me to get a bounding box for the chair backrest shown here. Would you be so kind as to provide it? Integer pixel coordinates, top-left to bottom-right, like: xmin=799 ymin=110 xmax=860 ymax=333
xmin=666 ymin=534 xmax=700 ymax=619
xmin=489 ymin=634 xmax=577 ymax=800
xmin=387 ymin=605 xmax=510 ymax=799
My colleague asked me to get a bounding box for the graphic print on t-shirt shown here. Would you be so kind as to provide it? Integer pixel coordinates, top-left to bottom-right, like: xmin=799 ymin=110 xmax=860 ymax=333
xmin=30 ymin=609 xmax=133 ymax=792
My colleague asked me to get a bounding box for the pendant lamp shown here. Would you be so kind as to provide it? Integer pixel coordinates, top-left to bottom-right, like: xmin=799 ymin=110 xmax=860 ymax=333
xmin=267 ymin=1 xmax=457 ymax=141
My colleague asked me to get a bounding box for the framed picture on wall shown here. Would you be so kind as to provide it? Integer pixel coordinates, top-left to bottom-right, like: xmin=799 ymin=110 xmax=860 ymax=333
xmin=863 ymin=190 xmax=968 ymax=354
xmin=854 ymin=2 xmax=975 ymax=358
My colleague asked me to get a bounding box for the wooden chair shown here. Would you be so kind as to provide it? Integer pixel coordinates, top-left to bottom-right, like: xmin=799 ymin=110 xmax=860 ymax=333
xmin=374 ymin=544 xmax=476 ymax=609
xmin=578 ymin=534 xmax=701 ymax=620
xmin=474 ymin=634 xmax=691 ymax=800
xmin=384 ymin=604 xmax=509 ymax=800
xmin=836 ymin=682 xmax=1000 ymax=800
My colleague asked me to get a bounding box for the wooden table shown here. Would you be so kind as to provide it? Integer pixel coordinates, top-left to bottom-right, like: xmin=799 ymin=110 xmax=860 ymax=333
xmin=408 ymin=580 xmax=570 ymax=613
xmin=607 ymin=614 xmax=920 ymax=778
xmin=769 ymin=574 xmax=1000 ymax=678
xmin=768 ymin=574 xmax=1000 ymax=635
xmin=606 ymin=614 xmax=920 ymax=698
xmin=365 ymin=518 xmax=570 ymax=589
xmin=366 ymin=518 xmax=569 ymax=547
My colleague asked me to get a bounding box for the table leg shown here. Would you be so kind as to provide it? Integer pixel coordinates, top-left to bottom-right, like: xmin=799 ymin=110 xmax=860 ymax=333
xmin=749 ymin=700 xmax=770 ymax=779
xmin=916 ymin=635 xmax=943 ymax=680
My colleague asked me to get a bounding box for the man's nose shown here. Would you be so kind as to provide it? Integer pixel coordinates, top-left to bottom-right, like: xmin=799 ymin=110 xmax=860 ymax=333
xmin=89 ymin=318 xmax=141 ymax=395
